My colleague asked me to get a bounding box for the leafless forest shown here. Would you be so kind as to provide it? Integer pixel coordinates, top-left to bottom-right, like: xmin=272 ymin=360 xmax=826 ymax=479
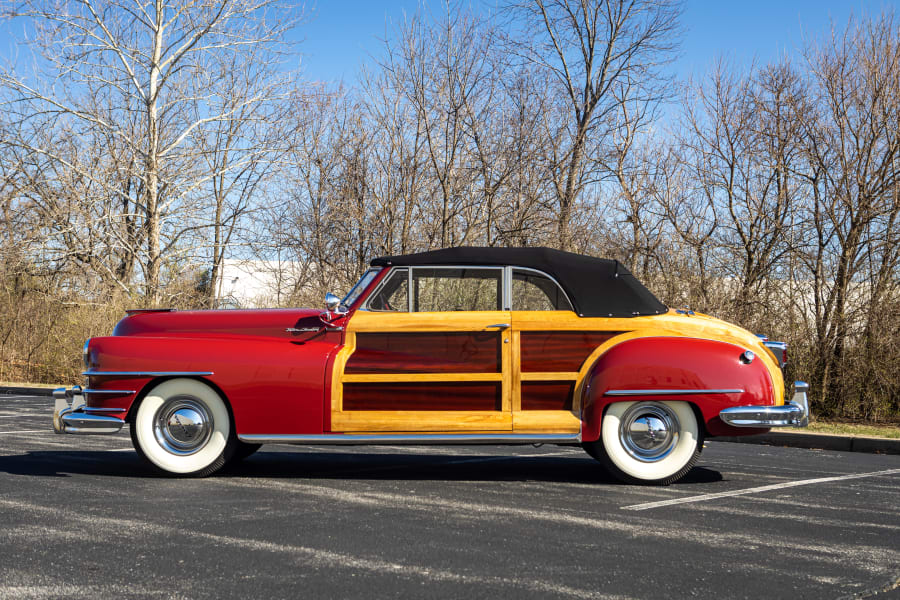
xmin=0 ymin=0 xmax=897 ymax=422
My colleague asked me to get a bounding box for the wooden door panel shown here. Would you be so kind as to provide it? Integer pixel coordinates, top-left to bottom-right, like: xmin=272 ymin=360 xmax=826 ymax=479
xmin=332 ymin=310 xmax=512 ymax=432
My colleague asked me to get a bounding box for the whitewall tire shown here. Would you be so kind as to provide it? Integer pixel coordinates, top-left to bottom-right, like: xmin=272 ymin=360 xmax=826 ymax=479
xmin=131 ymin=378 xmax=234 ymax=477
xmin=585 ymin=400 xmax=702 ymax=485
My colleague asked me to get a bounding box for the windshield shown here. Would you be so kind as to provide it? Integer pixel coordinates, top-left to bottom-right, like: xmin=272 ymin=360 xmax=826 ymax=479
xmin=342 ymin=268 xmax=380 ymax=307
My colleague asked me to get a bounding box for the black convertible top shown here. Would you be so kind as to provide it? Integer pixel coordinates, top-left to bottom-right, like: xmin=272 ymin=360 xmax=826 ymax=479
xmin=371 ymin=247 xmax=668 ymax=318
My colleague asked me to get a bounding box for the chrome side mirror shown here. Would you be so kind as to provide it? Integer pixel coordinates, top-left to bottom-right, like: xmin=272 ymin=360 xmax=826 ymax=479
xmin=324 ymin=292 xmax=348 ymax=316
xmin=325 ymin=292 xmax=340 ymax=312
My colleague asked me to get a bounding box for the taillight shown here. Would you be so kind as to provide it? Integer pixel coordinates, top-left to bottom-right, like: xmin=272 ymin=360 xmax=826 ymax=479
xmin=763 ymin=341 xmax=788 ymax=369
xmin=756 ymin=334 xmax=787 ymax=368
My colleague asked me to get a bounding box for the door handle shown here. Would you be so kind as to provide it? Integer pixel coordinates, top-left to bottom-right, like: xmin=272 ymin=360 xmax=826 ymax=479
xmin=485 ymin=323 xmax=510 ymax=329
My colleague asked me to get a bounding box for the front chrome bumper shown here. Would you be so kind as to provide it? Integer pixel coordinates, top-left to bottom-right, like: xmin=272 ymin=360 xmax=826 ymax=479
xmin=719 ymin=381 xmax=810 ymax=428
xmin=52 ymin=386 xmax=126 ymax=434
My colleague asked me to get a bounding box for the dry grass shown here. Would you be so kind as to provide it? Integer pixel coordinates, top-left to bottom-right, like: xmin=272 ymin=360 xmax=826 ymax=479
xmin=806 ymin=420 xmax=900 ymax=440
xmin=0 ymin=380 xmax=61 ymax=389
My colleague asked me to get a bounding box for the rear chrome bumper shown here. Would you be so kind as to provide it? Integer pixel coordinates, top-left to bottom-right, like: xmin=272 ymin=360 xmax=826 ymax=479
xmin=719 ymin=381 xmax=810 ymax=428
xmin=52 ymin=386 xmax=126 ymax=435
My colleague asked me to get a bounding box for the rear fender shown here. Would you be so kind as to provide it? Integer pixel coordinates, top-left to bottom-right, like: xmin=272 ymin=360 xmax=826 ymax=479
xmin=581 ymin=336 xmax=775 ymax=441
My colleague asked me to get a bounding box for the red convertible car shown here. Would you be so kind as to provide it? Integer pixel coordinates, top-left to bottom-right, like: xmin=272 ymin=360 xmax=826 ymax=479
xmin=52 ymin=247 xmax=809 ymax=484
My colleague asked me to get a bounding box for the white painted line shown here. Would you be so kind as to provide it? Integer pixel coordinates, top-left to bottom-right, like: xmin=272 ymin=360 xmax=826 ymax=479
xmin=0 ymin=429 xmax=48 ymax=435
xmin=622 ymin=468 xmax=900 ymax=511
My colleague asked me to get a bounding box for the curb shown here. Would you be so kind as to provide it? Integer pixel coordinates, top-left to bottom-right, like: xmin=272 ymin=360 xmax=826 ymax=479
xmin=0 ymin=386 xmax=55 ymax=397
xmin=714 ymin=432 xmax=900 ymax=455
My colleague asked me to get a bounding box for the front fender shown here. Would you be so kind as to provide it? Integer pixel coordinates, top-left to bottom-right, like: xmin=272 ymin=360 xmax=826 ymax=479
xmin=86 ymin=334 xmax=340 ymax=435
xmin=581 ymin=336 xmax=775 ymax=441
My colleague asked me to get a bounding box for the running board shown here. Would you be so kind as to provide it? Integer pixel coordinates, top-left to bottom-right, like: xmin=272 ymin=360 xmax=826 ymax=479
xmin=237 ymin=433 xmax=582 ymax=445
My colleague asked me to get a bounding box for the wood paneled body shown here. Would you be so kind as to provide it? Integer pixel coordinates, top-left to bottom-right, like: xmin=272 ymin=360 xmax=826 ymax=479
xmin=520 ymin=331 xmax=623 ymax=372
xmin=331 ymin=304 xmax=786 ymax=437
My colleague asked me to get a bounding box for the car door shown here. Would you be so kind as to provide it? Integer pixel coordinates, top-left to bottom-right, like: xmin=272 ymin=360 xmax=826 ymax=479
xmin=330 ymin=266 xmax=513 ymax=432
xmin=509 ymin=268 xmax=622 ymax=433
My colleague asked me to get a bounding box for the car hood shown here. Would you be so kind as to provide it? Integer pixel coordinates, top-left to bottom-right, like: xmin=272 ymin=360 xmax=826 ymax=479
xmin=112 ymin=308 xmax=325 ymax=338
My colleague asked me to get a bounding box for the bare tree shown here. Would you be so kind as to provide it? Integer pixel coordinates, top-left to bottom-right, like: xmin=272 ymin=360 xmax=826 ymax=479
xmin=505 ymin=0 xmax=682 ymax=250
xmin=797 ymin=13 xmax=900 ymax=415
xmin=0 ymin=0 xmax=297 ymax=302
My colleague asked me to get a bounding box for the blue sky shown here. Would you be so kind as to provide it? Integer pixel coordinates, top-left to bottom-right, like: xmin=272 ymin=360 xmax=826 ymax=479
xmin=297 ymin=0 xmax=898 ymax=84
xmin=0 ymin=1 xmax=895 ymax=83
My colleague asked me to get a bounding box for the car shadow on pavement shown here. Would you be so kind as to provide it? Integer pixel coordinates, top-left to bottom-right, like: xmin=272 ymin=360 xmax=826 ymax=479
xmin=225 ymin=451 xmax=724 ymax=485
xmin=0 ymin=450 xmax=724 ymax=485
xmin=0 ymin=450 xmax=154 ymax=478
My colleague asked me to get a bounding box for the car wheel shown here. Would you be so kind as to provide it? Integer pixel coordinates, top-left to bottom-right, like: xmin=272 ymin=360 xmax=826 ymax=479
xmin=131 ymin=378 xmax=234 ymax=477
xmin=585 ymin=400 xmax=702 ymax=485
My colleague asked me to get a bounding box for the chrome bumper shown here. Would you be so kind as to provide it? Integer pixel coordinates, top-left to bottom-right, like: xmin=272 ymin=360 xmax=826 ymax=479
xmin=52 ymin=386 xmax=126 ymax=435
xmin=719 ymin=381 xmax=810 ymax=428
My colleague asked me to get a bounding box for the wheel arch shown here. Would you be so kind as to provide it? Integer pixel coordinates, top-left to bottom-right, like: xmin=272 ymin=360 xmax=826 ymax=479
xmin=126 ymin=376 xmax=236 ymax=432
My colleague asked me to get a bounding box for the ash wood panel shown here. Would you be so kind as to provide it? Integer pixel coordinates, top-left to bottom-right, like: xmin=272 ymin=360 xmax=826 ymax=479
xmin=510 ymin=329 xmax=522 ymax=412
xmin=520 ymin=371 xmax=580 ymax=381
xmin=512 ymin=410 xmax=581 ymax=433
xmin=342 ymin=373 xmax=502 ymax=383
xmin=520 ymin=381 xmax=575 ymax=410
xmin=520 ymin=331 xmax=622 ymax=372
xmin=345 ymin=331 xmax=500 ymax=374
xmin=331 ymin=410 xmax=512 ymax=432
xmin=348 ymin=310 xmax=512 ymax=332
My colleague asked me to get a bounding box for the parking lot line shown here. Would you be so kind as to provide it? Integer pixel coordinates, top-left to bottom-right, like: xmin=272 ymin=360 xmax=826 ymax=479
xmin=0 ymin=430 xmax=49 ymax=435
xmin=621 ymin=468 xmax=900 ymax=511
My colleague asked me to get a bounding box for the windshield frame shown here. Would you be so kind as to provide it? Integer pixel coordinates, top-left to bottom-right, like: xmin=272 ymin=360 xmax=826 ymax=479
xmin=341 ymin=268 xmax=381 ymax=308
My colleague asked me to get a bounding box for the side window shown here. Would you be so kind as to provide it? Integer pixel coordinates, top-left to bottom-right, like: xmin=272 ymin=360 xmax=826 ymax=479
xmin=512 ymin=269 xmax=573 ymax=311
xmin=413 ymin=268 xmax=502 ymax=312
xmin=367 ymin=268 xmax=409 ymax=311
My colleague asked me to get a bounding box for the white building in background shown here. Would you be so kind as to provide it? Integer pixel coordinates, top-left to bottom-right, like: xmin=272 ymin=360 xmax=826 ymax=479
xmin=216 ymin=259 xmax=305 ymax=308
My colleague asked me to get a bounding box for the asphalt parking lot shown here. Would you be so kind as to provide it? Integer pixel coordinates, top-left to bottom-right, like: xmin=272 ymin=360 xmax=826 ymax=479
xmin=1 ymin=393 xmax=898 ymax=599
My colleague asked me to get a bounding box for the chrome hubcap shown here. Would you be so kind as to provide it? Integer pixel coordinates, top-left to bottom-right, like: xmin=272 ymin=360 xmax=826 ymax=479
xmin=619 ymin=402 xmax=680 ymax=462
xmin=153 ymin=396 xmax=213 ymax=455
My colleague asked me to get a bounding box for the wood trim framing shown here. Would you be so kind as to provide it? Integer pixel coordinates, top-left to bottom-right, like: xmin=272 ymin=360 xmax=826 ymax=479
xmin=342 ymin=373 xmax=502 ymax=383
xmin=330 ymin=306 xmax=787 ymax=435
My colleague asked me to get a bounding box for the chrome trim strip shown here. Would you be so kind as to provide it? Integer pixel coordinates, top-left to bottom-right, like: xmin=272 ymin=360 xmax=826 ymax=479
xmin=82 ymin=406 xmax=128 ymax=413
xmin=82 ymin=370 xmax=213 ymax=377
xmin=510 ymin=266 xmax=574 ymax=312
xmin=605 ymin=389 xmax=744 ymax=396
xmin=719 ymin=381 xmax=810 ymax=428
xmin=237 ymin=433 xmax=582 ymax=445
xmin=83 ymin=389 xmax=135 ymax=395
